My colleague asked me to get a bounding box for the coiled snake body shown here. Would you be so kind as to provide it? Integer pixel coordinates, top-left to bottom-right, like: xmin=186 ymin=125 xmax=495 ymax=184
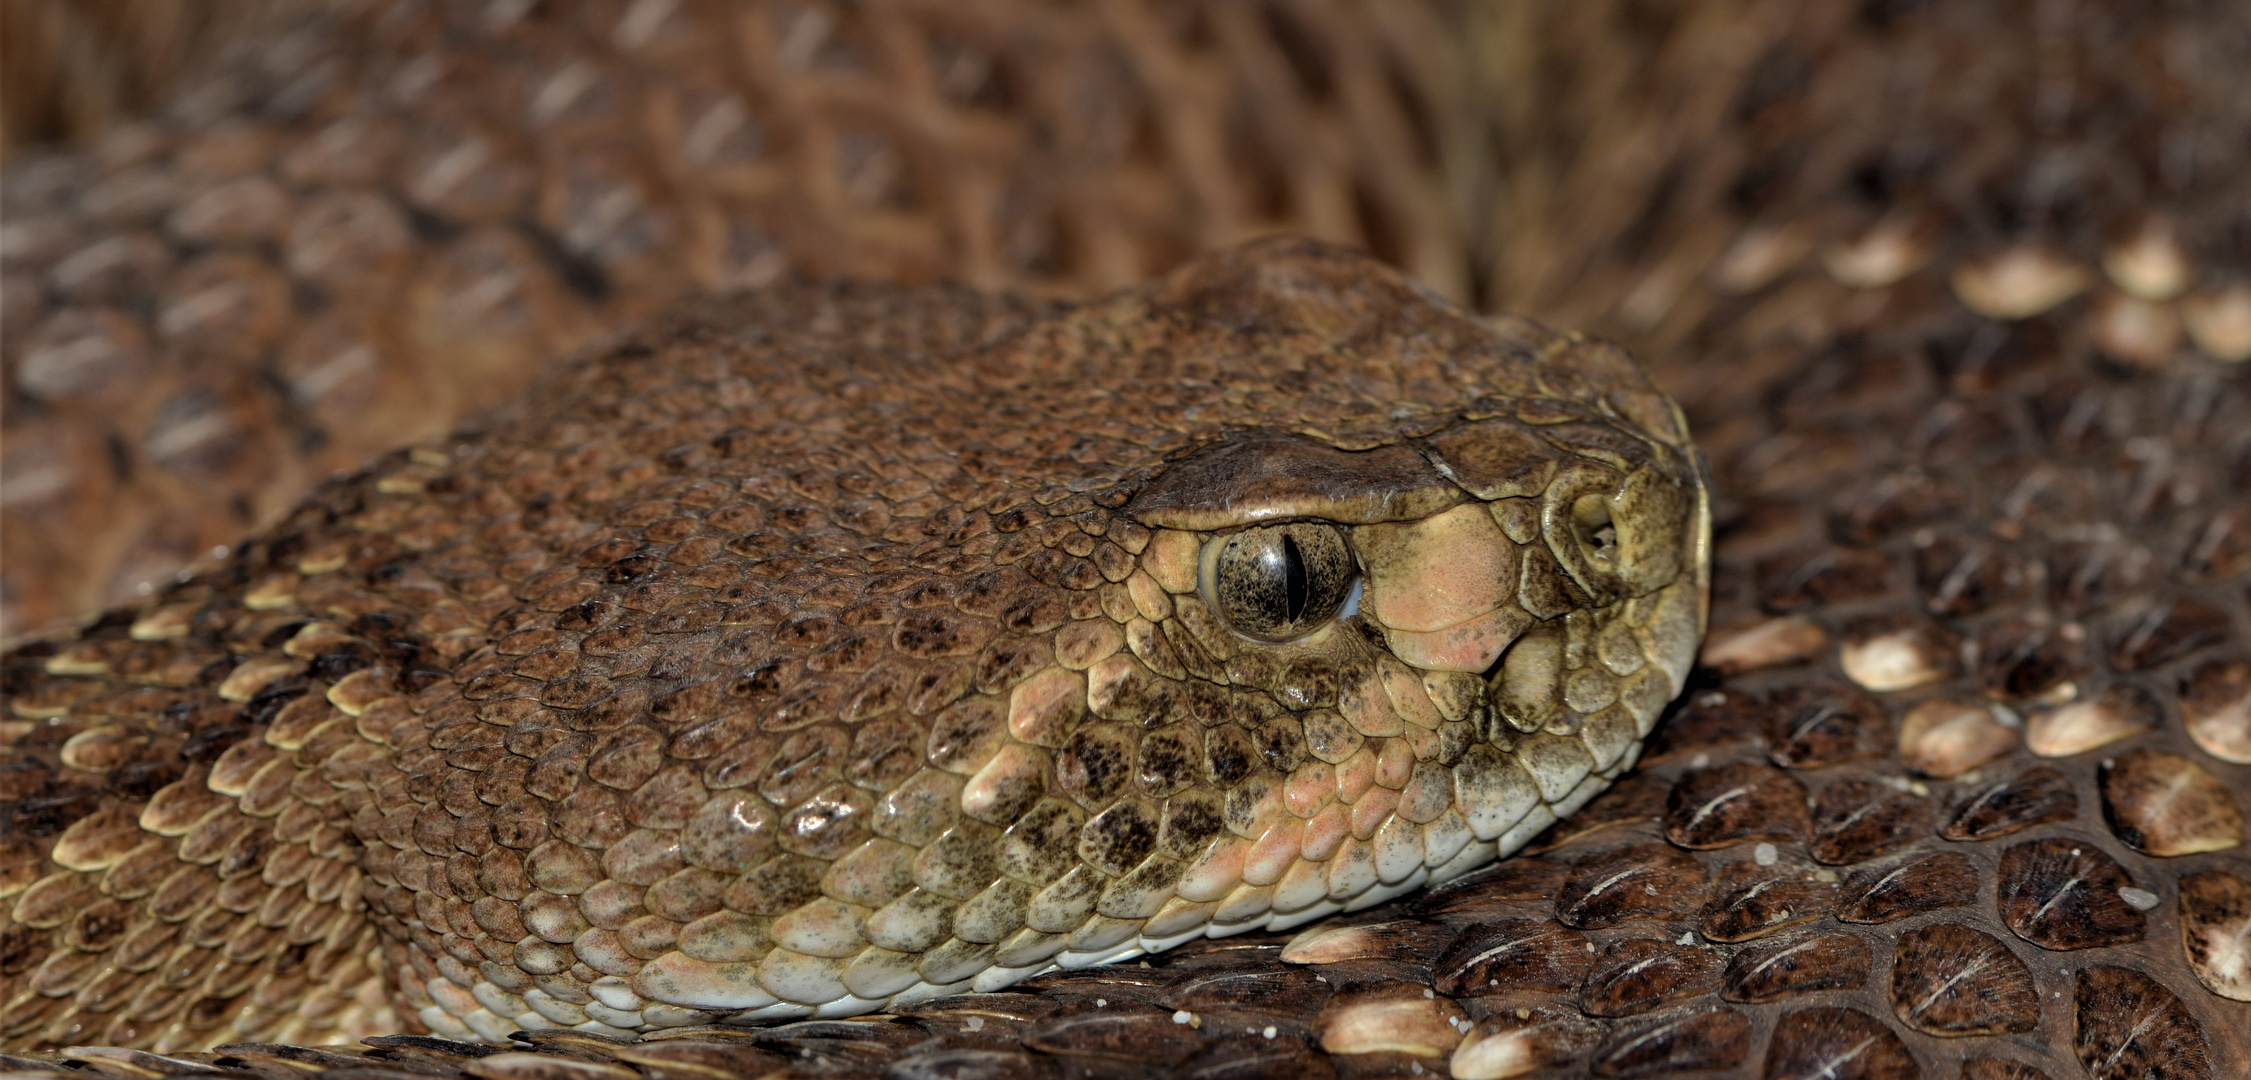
xmin=3 ymin=2 xmax=2251 ymax=1078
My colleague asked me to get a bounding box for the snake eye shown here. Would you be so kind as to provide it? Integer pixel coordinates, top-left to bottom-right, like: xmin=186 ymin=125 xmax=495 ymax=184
xmin=1199 ymin=523 xmax=1358 ymax=642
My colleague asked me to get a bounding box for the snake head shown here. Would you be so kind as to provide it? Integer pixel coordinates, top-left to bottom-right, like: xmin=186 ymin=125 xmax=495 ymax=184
xmin=1110 ymin=239 xmax=1711 ymax=865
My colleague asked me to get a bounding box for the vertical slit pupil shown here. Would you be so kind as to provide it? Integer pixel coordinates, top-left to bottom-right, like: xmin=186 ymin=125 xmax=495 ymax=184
xmin=1282 ymin=533 xmax=1308 ymax=623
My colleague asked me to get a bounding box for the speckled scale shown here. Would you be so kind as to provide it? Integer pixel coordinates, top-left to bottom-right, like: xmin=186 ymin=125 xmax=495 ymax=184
xmin=1997 ymin=838 xmax=2148 ymax=952
xmin=1699 ymin=863 xmax=1834 ymax=943
xmin=1888 ymin=923 xmax=2038 ymax=1036
xmin=1577 ymin=938 xmax=1723 ymax=1018
xmin=1835 ymin=853 xmax=1980 ymax=924
xmin=1430 ymin=918 xmax=1592 ymax=996
xmin=1554 ymin=844 xmax=1707 ymax=929
xmin=1663 ymin=761 xmax=1807 ymax=849
xmin=1763 ymin=684 xmax=1894 ymax=770
xmin=1809 ymin=777 xmax=1933 ymax=866
xmin=1942 ymin=768 xmax=2078 ymax=842
xmin=1 ymin=241 xmax=1711 ymax=1053
xmin=1721 ymin=931 xmax=1869 ymax=1002
xmin=1761 ymin=1007 xmax=1919 ymax=1080
xmin=11 ymin=0 xmax=2251 ymax=1073
xmin=2075 ymin=966 xmax=2213 ymax=1080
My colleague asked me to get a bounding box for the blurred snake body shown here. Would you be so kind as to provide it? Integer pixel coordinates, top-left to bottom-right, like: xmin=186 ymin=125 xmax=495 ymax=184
xmin=10 ymin=2 xmax=2251 ymax=1075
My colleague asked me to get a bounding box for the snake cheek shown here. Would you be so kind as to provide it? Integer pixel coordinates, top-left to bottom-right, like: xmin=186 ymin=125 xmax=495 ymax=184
xmin=1351 ymin=504 xmax=1520 ymax=635
xmin=1383 ymin=605 xmax=1535 ymax=674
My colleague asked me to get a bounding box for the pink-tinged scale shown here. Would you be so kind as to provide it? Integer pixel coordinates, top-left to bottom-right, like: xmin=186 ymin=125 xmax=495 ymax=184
xmin=1350 ymin=787 xmax=1402 ymax=840
xmin=1386 ymin=604 xmax=1537 ymax=674
xmin=960 ymin=743 xmax=1047 ymax=823
xmin=1174 ymin=838 xmax=1247 ymax=902
xmin=1007 ymin=668 xmax=1084 ymax=746
xmin=1242 ymin=818 xmax=1303 ymax=886
xmin=1285 ymin=761 xmax=1335 ymax=817
xmin=1302 ymin=805 xmax=1351 ymax=861
xmin=1336 ymin=747 xmax=1380 ymax=803
xmin=1356 ymin=504 xmax=1523 ymax=633
xmin=768 ymin=897 xmax=870 ymax=958
xmin=1376 ymin=739 xmax=1416 ymax=789
xmin=632 ymin=953 xmax=771 ymax=1011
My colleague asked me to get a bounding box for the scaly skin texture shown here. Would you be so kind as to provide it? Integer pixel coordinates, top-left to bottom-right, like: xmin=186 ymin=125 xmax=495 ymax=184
xmin=4 ymin=0 xmax=2251 ymax=1077
xmin=0 ymin=0 xmax=1469 ymax=635
xmin=0 ymin=241 xmax=1707 ymax=1051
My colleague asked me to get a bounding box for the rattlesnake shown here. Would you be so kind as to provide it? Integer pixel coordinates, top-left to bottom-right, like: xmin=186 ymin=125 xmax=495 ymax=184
xmin=4 ymin=2 xmax=2251 ymax=1078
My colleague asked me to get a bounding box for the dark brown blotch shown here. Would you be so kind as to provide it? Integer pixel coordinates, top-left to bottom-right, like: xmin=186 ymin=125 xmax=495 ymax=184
xmin=1076 ymin=799 xmax=1159 ymax=877
xmin=1765 ymin=683 xmax=1893 ymax=770
xmin=1762 ymin=1006 xmax=1919 ymax=1080
xmin=1722 ymin=931 xmax=1870 ymax=1003
xmin=1996 ymin=838 xmax=2145 ymax=951
xmin=1577 ymin=938 xmax=1723 ymax=1018
xmin=2109 ymin=597 xmax=2231 ymax=672
xmin=2074 ymin=966 xmax=2211 ymax=1080
xmin=1699 ymin=864 xmax=1835 ymax=943
xmin=1663 ymin=760 xmax=1809 ymax=849
xmin=1836 ymin=852 xmax=1979 ymax=923
xmin=1431 ymin=918 xmax=1592 ymax=996
xmin=1024 ymin=999 xmax=1202 ymax=1066
xmin=1589 ymin=1006 xmax=1750 ymax=1077
xmin=1944 ymin=767 xmax=2079 ymax=841
xmin=1555 ymin=844 xmax=1708 ymax=929
xmin=1810 ymin=777 xmax=1934 ymax=865
xmin=1889 ymin=922 xmax=2038 ymax=1036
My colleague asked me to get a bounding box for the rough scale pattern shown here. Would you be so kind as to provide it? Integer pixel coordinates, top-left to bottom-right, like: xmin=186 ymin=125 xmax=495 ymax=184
xmin=0 ymin=240 xmax=1707 ymax=1052
xmin=0 ymin=0 xmax=1469 ymax=634
xmin=6 ymin=0 xmax=2251 ymax=1077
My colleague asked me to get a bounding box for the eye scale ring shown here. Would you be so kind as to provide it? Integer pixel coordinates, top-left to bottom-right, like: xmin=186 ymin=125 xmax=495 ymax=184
xmin=1199 ymin=522 xmax=1358 ymax=642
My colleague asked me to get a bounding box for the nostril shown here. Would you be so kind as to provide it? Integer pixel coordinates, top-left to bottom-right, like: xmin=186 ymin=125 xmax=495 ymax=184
xmin=1572 ymin=494 xmax=1617 ymax=562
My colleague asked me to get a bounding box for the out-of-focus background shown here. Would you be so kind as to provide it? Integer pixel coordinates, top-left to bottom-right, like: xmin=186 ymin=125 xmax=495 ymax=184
xmin=2 ymin=1 xmax=254 ymax=159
